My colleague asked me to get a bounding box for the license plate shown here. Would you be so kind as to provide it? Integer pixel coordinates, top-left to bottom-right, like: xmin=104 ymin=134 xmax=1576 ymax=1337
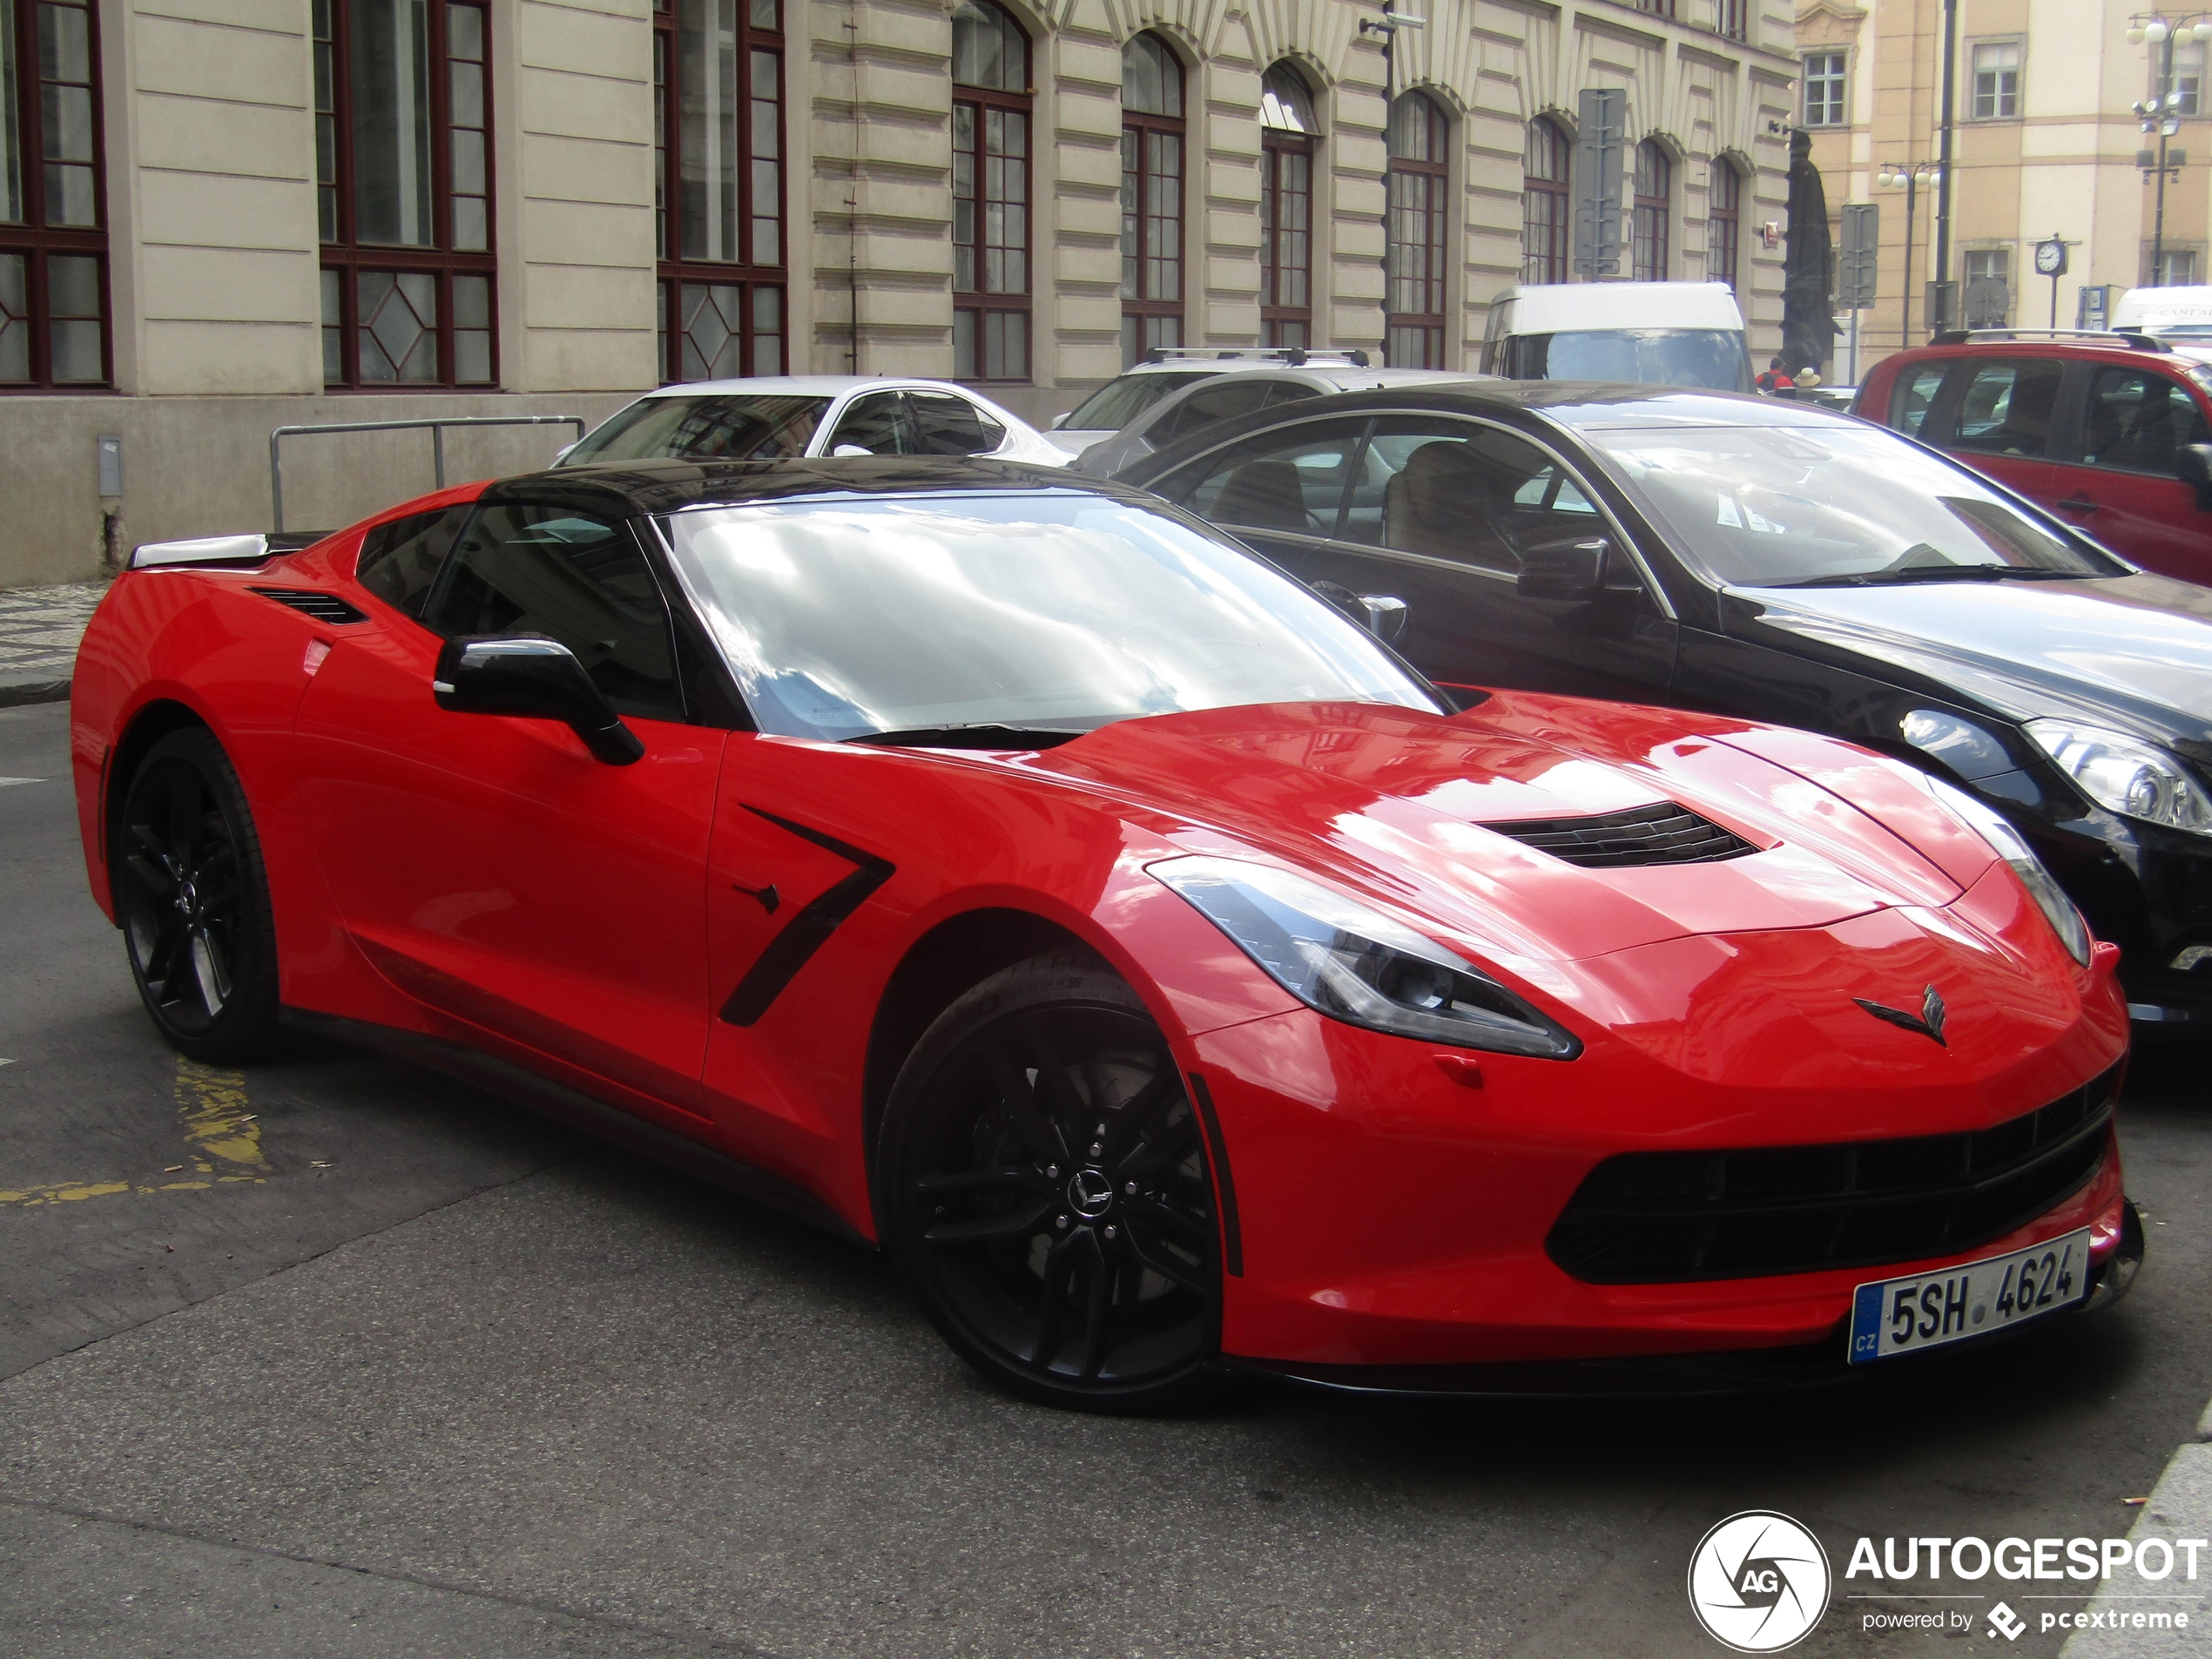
xmin=1847 ymin=1229 xmax=2091 ymax=1364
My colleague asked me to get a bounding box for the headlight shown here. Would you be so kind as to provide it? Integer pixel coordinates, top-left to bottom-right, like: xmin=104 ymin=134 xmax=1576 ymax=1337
xmin=1150 ymin=856 xmax=1581 ymax=1059
xmin=1923 ymin=775 xmax=2093 ymax=966
xmin=2025 ymin=718 xmax=2212 ymax=836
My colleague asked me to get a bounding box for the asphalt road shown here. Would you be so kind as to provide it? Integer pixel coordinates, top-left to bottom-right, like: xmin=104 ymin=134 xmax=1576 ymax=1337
xmin=2 ymin=694 xmax=2207 ymax=1659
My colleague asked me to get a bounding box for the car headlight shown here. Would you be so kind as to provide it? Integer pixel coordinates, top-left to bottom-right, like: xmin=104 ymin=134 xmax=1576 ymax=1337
xmin=2025 ymin=718 xmax=2212 ymax=837
xmin=1150 ymin=856 xmax=1581 ymax=1059
xmin=1922 ymin=775 xmax=2093 ymax=967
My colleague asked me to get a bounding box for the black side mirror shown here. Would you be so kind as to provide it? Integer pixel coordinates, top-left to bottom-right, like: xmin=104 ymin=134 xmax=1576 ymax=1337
xmin=1311 ymin=580 xmax=1411 ymax=644
xmin=1516 ymin=536 xmax=1608 ymax=601
xmin=2178 ymin=444 xmax=2212 ymax=511
xmin=433 ymin=635 xmax=645 ymax=765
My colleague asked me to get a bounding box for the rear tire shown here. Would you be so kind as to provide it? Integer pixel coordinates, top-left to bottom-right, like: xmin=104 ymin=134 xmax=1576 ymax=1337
xmin=878 ymin=950 xmax=1233 ymax=1413
xmin=112 ymin=727 xmax=283 ymax=1063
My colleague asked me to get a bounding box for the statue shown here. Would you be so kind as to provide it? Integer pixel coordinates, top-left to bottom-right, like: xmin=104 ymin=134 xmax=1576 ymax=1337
xmin=1783 ymin=129 xmax=1840 ymax=379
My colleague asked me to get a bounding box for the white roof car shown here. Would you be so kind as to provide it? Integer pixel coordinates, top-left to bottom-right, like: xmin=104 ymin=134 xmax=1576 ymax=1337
xmin=2112 ymin=286 xmax=2212 ymax=341
xmin=1072 ymin=362 xmax=1491 ymax=477
xmin=559 ymin=377 xmax=1072 ymax=469
xmin=1043 ymin=348 xmax=1399 ymax=462
xmin=1479 ymin=281 xmax=1752 ymax=391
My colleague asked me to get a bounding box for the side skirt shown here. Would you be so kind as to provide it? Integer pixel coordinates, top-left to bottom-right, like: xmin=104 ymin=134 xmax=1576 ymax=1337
xmin=280 ymin=1007 xmax=872 ymax=1248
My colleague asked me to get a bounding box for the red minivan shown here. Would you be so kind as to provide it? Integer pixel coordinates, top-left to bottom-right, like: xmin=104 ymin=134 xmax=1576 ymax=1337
xmin=1855 ymin=331 xmax=2212 ymax=585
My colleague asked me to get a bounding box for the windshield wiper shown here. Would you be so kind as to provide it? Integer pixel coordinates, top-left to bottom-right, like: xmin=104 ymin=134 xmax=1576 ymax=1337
xmin=845 ymin=723 xmax=1095 ymax=750
xmin=1788 ymin=563 xmax=2080 ymax=588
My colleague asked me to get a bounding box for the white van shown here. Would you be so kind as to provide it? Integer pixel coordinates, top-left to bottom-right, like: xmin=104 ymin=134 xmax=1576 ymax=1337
xmin=1479 ymin=280 xmax=1752 ymax=391
xmin=2112 ymin=285 xmax=2212 ymax=339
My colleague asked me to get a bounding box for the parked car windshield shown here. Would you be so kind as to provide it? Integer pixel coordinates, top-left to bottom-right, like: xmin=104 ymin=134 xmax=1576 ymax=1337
xmin=563 ymin=395 xmax=832 ymax=465
xmin=1513 ymin=330 xmax=1750 ymax=392
xmin=1062 ymin=372 xmax=1219 ymax=432
xmin=659 ymin=491 xmax=1440 ymax=741
xmin=1582 ymin=421 xmax=2122 ymax=588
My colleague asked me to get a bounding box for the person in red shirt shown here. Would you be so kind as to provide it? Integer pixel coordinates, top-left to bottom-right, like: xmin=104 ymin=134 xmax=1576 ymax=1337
xmin=1756 ymin=355 xmax=1796 ymax=395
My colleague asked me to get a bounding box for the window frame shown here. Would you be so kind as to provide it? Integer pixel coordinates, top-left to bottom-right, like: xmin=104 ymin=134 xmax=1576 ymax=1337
xmin=1 ymin=0 xmax=111 ymax=389
xmin=1385 ymin=91 xmax=1450 ymax=369
xmin=1709 ymin=159 xmax=1741 ymax=293
xmin=1260 ymin=147 xmax=1312 ymax=348
xmin=1632 ymin=139 xmax=1671 ymax=283
xmin=1120 ymin=32 xmax=1187 ymax=367
xmin=317 ymin=0 xmax=499 ymax=391
xmin=1521 ymin=118 xmax=1570 ymax=287
xmin=952 ymin=0 xmax=1032 ymax=384
xmin=1970 ymin=39 xmax=2022 ymax=122
xmin=1801 ymin=51 xmax=1847 ymax=127
xmin=653 ymin=0 xmax=787 ymax=385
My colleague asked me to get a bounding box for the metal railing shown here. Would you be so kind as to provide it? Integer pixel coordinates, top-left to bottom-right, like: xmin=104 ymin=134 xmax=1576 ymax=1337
xmin=269 ymin=414 xmax=587 ymax=532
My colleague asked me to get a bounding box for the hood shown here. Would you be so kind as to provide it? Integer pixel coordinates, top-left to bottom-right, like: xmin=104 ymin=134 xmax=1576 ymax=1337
xmin=1034 ymin=700 xmax=1999 ymax=970
xmin=1734 ymin=573 xmax=2212 ymax=740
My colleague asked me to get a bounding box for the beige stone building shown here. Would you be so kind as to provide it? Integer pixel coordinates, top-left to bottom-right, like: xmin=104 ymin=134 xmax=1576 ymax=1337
xmin=1 ymin=0 xmax=1795 ymax=587
xmin=1799 ymin=0 xmax=2212 ymax=383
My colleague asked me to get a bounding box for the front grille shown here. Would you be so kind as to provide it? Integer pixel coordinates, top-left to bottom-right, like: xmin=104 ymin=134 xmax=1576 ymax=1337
xmin=1480 ymin=801 xmax=1755 ymax=868
xmin=1547 ymin=1063 xmax=2121 ymax=1284
xmin=249 ymin=586 xmax=368 ymax=625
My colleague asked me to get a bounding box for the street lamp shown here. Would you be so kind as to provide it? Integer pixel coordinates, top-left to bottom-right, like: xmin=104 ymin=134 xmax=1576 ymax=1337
xmin=2126 ymin=12 xmax=2212 ymax=286
xmin=1878 ymin=161 xmax=1943 ymax=347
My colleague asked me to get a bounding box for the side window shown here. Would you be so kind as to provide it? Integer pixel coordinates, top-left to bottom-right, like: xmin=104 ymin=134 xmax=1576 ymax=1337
xmin=422 ymin=505 xmax=684 ymax=722
xmin=1343 ymin=417 xmax=1591 ymax=577
xmin=356 ymin=507 xmax=469 ymax=619
xmin=1946 ymin=358 xmax=2064 ymax=457
xmin=1265 ymin=382 xmax=1321 ymax=408
xmin=1889 ymin=363 xmax=1950 ymax=436
xmin=2080 ymin=366 xmax=2212 ymax=475
xmin=1153 ymin=417 xmax=1366 ymax=538
xmin=1154 ymin=378 xmax=1274 ymax=445
xmin=907 ymin=391 xmax=1005 ymax=456
xmin=826 ymin=391 xmax=909 ymax=455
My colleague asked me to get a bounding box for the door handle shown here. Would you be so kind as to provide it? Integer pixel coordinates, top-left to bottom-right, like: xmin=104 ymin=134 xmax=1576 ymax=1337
xmin=2054 ymin=494 xmax=2101 ymax=514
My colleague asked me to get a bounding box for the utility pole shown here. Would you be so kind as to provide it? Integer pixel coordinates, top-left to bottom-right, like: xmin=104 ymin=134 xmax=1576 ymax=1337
xmin=1932 ymin=0 xmax=1959 ymax=333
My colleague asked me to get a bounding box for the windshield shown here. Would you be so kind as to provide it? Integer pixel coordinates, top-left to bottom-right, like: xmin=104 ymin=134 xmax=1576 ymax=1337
xmin=563 ymin=395 xmax=832 ymax=465
xmin=659 ymin=491 xmax=1439 ymax=741
xmin=1062 ymin=372 xmax=1219 ymax=432
xmin=1584 ymin=423 xmax=2120 ymax=589
xmin=1512 ymin=330 xmax=1750 ymax=392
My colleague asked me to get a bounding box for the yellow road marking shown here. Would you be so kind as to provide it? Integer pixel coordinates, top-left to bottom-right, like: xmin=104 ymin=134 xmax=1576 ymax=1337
xmin=1 ymin=1057 xmax=275 ymax=1206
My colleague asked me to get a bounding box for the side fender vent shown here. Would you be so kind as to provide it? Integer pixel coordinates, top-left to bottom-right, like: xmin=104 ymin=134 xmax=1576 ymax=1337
xmin=248 ymin=587 xmax=369 ymax=625
xmin=1480 ymin=800 xmax=1755 ymax=868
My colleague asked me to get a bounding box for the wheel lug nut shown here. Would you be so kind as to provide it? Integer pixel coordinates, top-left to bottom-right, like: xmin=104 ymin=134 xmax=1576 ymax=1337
xmin=1056 ymin=1214 xmax=1069 ymax=1229
xmin=1046 ymin=1164 xmax=1059 ymax=1177
xmin=1104 ymin=1225 xmax=1117 ymax=1239
xmin=1089 ymin=1142 xmax=1103 ymax=1159
xmin=1125 ymin=1181 xmax=1137 ymax=1195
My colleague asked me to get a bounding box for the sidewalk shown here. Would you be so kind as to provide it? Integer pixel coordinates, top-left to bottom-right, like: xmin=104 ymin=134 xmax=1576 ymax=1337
xmin=2059 ymin=1398 xmax=2212 ymax=1656
xmin=0 ymin=583 xmax=106 ymax=707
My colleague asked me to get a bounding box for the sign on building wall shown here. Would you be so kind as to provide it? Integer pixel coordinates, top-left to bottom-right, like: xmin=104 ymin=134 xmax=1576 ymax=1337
xmin=1573 ymin=88 xmax=1626 ymax=279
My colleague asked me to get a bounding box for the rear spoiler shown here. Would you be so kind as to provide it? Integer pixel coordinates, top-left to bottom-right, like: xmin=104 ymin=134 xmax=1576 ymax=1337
xmin=129 ymin=529 xmax=328 ymax=570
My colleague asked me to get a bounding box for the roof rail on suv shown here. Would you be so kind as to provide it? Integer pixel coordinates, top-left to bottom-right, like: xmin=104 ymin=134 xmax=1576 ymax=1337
xmin=1928 ymin=327 xmax=2171 ymax=352
xmin=1141 ymin=346 xmax=1372 ymax=368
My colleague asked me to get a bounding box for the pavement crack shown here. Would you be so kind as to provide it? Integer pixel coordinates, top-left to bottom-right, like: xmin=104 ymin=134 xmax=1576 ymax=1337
xmin=0 ymin=1494 xmax=790 ymax=1657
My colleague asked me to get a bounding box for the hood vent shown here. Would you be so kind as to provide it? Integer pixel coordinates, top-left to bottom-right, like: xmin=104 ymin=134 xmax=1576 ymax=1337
xmin=249 ymin=587 xmax=368 ymax=625
xmin=1480 ymin=801 xmax=1755 ymax=868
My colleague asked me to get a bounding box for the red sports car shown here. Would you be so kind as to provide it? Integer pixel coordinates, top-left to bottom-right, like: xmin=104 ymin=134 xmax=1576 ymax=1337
xmin=71 ymin=458 xmax=2140 ymax=1410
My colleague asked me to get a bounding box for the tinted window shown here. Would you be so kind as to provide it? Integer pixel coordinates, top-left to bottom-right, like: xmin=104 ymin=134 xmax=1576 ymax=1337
xmin=1062 ymin=371 xmax=1218 ymax=431
xmin=1889 ymin=363 xmax=1948 ymax=435
xmin=1348 ymin=417 xmax=1602 ymax=577
xmin=2081 ymin=365 xmax=2212 ymax=475
xmin=827 ymin=391 xmax=909 ymax=455
xmin=422 ymin=506 xmax=683 ymax=721
xmin=907 ymin=392 xmax=1005 ymax=456
xmin=1947 ymin=358 xmax=2063 ymax=456
xmin=357 ymin=507 xmax=468 ymax=618
xmin=562 ymin=395 xmax=829 ymax=464
xmin=1507 ymin=330 xmax=1750 ymax=392
xmin=661 ymin=491 xmax=1439 ymax=741
xmin=1153 ymin=379 xmax=1277 ymax=445
xmin=1155 ymin=417 xmax=1365 ymax=536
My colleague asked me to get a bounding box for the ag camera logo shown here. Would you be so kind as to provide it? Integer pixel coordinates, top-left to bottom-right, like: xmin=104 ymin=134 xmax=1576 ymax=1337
xmin=1688 ymin=1511 xmax=1832 ymax=1652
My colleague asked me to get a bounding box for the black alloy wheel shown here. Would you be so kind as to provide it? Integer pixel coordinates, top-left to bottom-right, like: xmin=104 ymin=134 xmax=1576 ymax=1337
xmin=880 ymin=951 xmax=1231 ymax=1413
xmin=113 ymin=727 xmax=282 ymax=1062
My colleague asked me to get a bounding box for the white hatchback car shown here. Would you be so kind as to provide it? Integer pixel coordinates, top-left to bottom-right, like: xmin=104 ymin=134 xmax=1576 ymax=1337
xmin=560 ymin=376 xmax=1071 ymax=469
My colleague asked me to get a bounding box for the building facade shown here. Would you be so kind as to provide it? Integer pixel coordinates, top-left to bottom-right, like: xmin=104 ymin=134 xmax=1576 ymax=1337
xmin=2 ymin=0 xmax=1795 ymax=587
xmin=1799 ymin=0 xmax=2212 ymax=385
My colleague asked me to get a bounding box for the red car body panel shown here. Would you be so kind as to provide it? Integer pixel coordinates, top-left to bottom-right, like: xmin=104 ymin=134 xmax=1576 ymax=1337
xmin=70 ymin=477 xmax=2134 ymax=1372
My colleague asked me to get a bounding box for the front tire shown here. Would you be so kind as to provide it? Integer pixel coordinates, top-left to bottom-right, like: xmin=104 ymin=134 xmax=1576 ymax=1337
xmin=112 ymin=727 xmax=283 ymax=1063
xmin=878 ymin=951 xmax=1232 ymax=1413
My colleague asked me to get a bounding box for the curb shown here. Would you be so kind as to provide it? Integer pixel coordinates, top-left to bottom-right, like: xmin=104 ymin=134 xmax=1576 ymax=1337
xmin=0 ymin=678 xmax=70 ymax=710
xmin=2057 ymin=1406 xmax=2212 ymax=1655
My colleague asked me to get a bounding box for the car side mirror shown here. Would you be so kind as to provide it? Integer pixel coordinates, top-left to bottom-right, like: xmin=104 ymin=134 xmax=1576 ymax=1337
xmin=1312 ymin=580 xmax=1411 ymax=644
xmin=831 ymin=443 xmax=873 ymax=458
xmin=1049 ymin=412 xmax=1070 ymax=430
xmin=2178 ymin=443 xmax=2212 ymax=510
xmin=551 ymin=442 xmax=577 ymax=465
xmin=433 ymin=635 xmax=645 ymax=765
xmin=1517 ymin=536 xmax=1629 ymax=602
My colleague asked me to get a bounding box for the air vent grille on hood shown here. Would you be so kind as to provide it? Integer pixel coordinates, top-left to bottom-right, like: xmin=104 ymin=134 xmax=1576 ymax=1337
xmin=249 ymin=587 xmax=368 ymax=625
xmin=1480 ymin=801 xmax=1755 ymax=868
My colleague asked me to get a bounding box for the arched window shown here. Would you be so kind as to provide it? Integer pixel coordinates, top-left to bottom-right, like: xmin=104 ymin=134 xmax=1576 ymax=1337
xmin=953 ymin=1 xmax=1030 ymax=382
xmin=1709 ymin=158 xmax=1740 ymax=293
xmin=1521 ymin=118 xmax=1569 ymax=286
xmin=0 ymin=0 xmax=108 ymax=386
xmin=1121 ymin=33 xmax=1185 ymax=365
xmin=1385 ymin=91 xmax=1448 ymax=368
xmin=1259 ymin=63 xmax=1317 ymax=348
xmin=653 ymin=0 xmax=787 ymax=381
xmin=1632 ymin=138 xmax=1671 ymax=282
